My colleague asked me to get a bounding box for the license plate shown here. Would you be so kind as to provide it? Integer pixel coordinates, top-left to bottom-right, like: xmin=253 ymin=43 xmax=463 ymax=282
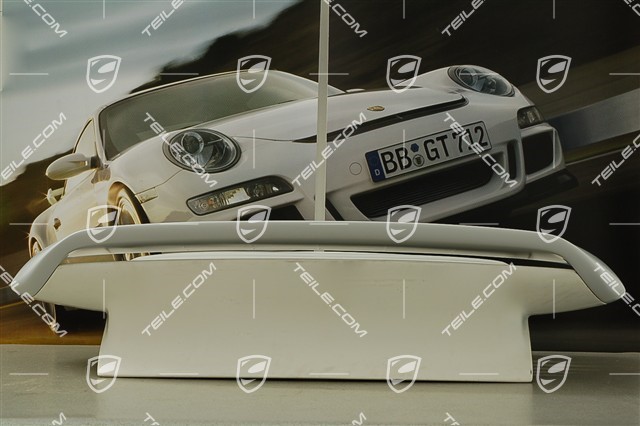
xmin=365 ymin=122 xmax=491 ymax=182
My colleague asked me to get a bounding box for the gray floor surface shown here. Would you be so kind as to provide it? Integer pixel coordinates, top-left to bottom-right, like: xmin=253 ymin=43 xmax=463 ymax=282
xmin=1 ymin=345 xmax=639 ymax=425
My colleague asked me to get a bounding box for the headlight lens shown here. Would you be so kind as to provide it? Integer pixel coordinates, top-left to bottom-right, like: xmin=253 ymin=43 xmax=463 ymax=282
xmin=187 ymin=177 xmax=293 ymax=215
xmin=164 ymin=129 xmax=240 ymax=173
xmin=448 ymin=66 xmax=514 ymax=96
xmin=517 ymin=106 xmax=544 ymax=128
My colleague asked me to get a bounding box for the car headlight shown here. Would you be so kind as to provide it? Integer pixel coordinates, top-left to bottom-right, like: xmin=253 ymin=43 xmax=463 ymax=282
xmin=448 ymin=66 xmax=514 ymax=96
xmin=517 ymin=106 xmax=544 ymax=129
xmin=164 ymin=129 xmax=240 ymax=172
xmin=187 ymin=177 xmax=293 ymax=215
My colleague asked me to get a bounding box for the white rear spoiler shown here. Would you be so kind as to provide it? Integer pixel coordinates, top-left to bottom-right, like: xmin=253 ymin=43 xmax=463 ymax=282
xmin=13 ymin=221 xmax=624 ymax=304
xmin=12 ymin=222 xmax=625 ymax=384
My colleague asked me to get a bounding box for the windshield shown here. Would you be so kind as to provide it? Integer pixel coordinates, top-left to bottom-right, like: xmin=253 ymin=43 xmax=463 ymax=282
xmin=99 ymin=71 xmax=342 ymax=160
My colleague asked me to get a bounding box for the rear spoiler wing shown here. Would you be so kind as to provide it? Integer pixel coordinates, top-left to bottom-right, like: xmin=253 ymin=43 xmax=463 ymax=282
xmin=13 ymin=221 xmax=624 ymax=304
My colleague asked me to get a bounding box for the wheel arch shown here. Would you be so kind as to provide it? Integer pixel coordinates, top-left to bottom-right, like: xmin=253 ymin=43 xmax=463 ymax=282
xmin=28 ymin=209 xmax=51 ymax=254
xmin=107 ymin=182 xmax=150 ymax=224
xmin=29 ymin=235 xmax=44 ymax=256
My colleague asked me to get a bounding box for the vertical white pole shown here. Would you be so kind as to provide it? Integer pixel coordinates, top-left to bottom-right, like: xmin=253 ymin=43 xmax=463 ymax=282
xmin=314 ymin=0 xmax=330 ymax=221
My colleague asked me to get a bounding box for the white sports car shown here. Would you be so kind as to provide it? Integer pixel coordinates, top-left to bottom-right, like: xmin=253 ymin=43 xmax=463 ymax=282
xmin=29 ymin=66 xmax=568 ymax=255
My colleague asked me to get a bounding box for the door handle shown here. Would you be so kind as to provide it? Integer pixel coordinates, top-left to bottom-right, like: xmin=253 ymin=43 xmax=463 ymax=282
xmin=53 ymin=218 xmax=62 ymax=230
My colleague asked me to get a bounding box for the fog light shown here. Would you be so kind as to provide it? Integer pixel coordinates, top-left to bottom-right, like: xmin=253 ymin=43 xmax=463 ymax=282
xmin=187 ymin=177 xmax=293 ymax=215
xmin=518 ymin=106 xmax=544 ymax=129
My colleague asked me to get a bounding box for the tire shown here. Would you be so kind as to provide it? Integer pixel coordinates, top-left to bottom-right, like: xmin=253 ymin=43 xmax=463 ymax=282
xmin=114 ymin=187 xmax=149 ymax=261
xmin=30 ymin=240 xmax=60 ymax=324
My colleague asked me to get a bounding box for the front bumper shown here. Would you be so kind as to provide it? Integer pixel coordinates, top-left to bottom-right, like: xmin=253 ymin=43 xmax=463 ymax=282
xmin=342 ymin=123 xmax=565 ymax=221
xmin=139 ymin=101 xmax=566 ymax=224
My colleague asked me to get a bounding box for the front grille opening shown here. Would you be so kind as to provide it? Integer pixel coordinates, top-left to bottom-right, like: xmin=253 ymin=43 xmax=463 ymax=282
xmin=270 ymin=205 xmax=304 ymax=220
xmin=236 ymin=205 xmax=303 ymax=221
xmin=351 ymin=160 xmax=494 ymax=219
xmin=507 ymin=142 xmax=517 ymax=179
xmin=523 ymin=132 xmax=554 ymax=174
xmin=325 ymin=198 xmax=344 ymax=221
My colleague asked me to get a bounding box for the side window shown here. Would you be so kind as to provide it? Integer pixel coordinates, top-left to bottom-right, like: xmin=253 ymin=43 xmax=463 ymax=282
xmin=65 ymin=121 xmax=97 ymax=195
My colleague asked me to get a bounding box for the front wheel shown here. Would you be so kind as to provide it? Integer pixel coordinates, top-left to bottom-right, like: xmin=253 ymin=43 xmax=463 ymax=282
xmin=114 ymin=187 xmax=149 ymax=261
xmin=30 ymin=240 xmax=60 ymax=324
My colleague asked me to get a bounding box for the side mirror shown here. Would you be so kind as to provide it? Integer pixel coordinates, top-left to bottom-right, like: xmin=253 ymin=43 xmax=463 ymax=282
xmin=46 ymin=153 xmax=96 ymax=181
xmin=45 ymin=188 xmax=64 ymax=206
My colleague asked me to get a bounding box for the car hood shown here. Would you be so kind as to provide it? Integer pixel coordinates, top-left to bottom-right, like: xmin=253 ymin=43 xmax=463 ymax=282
xmin=201 ymin=87 xmax=465 ymax=141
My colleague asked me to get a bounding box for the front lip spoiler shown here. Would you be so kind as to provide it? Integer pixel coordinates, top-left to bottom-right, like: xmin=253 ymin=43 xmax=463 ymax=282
xmin=13 ymin=221 xmax=624 ymax=304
